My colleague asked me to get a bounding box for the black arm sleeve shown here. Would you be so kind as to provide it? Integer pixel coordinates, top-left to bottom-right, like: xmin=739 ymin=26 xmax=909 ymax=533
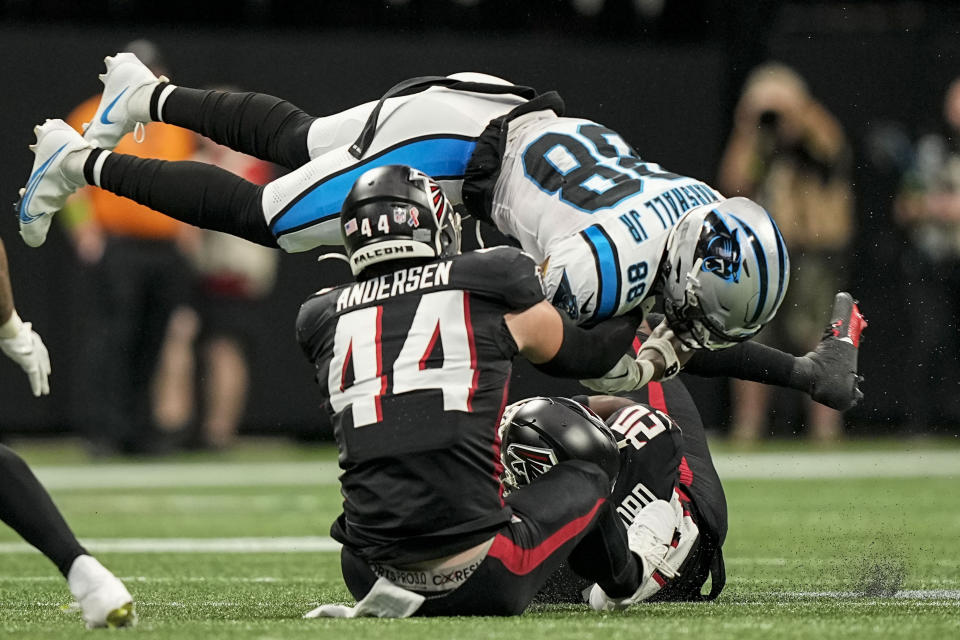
xmin=94 ymin=151 xmax=278 ymax=249
xmin=534 ymin=314 xmax=640 ymax=379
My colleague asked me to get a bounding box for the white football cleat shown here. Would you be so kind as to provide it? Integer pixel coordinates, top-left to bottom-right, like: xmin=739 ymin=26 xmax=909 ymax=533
xmin=16 ymin=119 xmax=90 ymax=248
xmin=67 ymin=555 xmax=136 ymax=629
xmin=588 ymin=499 xmax=679 ymax=611
xmin=83 ymin=52 xmax=167 ymax=149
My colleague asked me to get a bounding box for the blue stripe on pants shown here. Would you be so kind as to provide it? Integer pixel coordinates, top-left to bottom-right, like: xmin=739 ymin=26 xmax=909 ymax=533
xmin=272 ymin=136 xmax=478 ymax=235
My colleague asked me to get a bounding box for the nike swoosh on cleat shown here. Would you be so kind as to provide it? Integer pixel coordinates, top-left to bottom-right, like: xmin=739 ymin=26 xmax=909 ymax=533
xmin=99 ymin=88 xmax=128 ymax=125
xmin=19 ymin=143 xmax=68 ymax=222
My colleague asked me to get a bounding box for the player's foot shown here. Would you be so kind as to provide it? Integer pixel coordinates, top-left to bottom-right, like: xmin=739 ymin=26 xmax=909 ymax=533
xmin=16 ymin=119 xmax=91 ymax=247
xmin=587 ymin=499 xmax=678 ymax=611
xmin=67 ymin=555 xmax=136 ymax=629
xmin=83 ymin=52 xmax=167 ymax=149
xmin=796 ymin=292 xmax=867 ymax=412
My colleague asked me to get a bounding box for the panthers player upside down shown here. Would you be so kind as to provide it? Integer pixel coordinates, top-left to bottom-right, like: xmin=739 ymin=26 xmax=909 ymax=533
xmin=19 ymin=54 xmax=789 ymax=396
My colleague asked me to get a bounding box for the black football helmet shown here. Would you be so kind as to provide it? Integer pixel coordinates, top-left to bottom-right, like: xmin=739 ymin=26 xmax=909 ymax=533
xmin=498 ymin=397 xmax=621 ymax=492
xmin=340 ymin=164 xmax=461 ymax=276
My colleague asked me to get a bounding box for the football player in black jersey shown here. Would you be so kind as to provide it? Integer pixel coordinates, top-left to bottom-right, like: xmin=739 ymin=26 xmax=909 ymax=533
xmin=501 ymin=297 xmax=864 ymax=607
xmin=501 ymin=384 xmax=726 ymax=607
xmin=295 ymin=164 xmax=665 ymax=617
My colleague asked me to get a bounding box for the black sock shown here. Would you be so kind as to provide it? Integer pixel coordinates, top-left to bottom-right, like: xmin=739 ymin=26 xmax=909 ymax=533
xmin=158 ymin=86 xmax=316 ymax=169
xmin=90 ymin=152 xmax=276 ymax=248
xmin=0 ymin=445 xmax=86 ymax=576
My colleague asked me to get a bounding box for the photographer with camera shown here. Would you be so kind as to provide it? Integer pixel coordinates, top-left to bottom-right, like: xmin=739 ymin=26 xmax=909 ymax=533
xmin=718 ymin=62 xmax=855 ymax=442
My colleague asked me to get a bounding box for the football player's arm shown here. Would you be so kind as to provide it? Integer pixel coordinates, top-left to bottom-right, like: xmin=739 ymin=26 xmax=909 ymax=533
xmin=504 ymin=302 xmax=640 ymax=378
xmin=576 ymin=395 xmax=636 ymax=420
xmin=0 ymin=238 xmax=51 ymax=396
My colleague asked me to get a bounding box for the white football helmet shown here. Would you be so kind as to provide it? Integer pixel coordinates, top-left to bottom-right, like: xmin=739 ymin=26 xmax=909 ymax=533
xmin=660 ymin=197 xmax=789 ymax=350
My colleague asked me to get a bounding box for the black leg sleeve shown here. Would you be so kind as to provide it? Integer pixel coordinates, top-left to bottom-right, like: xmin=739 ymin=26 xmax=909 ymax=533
xmin=506 ymin=460 xmax=640 ymax=600
xmin=566 ymin=501 xmax=641 ymax=599
xmin=93 ymin=151 xmax=278 ymax=249
xmin=646 ymin=311 xmax=799 ymax=388
xmin=683 ymin=340 xmax=797 ymax=387
xmin=0 ymin=445 xmax=86 ymax=576
xmin=158 ymin=87 xmax=316 ymax=169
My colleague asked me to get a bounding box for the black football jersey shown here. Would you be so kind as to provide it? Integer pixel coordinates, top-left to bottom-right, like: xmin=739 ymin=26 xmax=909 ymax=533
xmin=619 ymin=380 xmax=728 ymax=546
xmin=296 ymin=247 xmax=544 ymax=563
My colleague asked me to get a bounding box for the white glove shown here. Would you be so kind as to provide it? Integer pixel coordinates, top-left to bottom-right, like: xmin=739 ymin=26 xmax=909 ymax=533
xmin=638 ymin=323 xmax=688 ymax=381
xmin=0 ymin=312 xmax=51 ymax=396
xmin=303 ymin=577 xmax=424 ymax=619
xmin=580 ymin=353 xmax=654 ymax=394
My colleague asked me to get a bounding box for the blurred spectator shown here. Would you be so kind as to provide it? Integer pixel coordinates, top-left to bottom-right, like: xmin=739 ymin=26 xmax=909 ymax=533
xmin=718 ymin=62 xmax=854 ymax=442
xmin=62 ymin=40 xmax=197 ymax=455
xmin=893 ymin=77 xmax=960 ymax=433
xmin=153 ymin=135 xmax=279 ymax=450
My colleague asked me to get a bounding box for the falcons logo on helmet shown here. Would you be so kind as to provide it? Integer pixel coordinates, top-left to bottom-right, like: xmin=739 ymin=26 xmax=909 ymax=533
xmin=504 ymin=443 xmax=558 ymax=485
xmin=407 ymin=167 xmax=447 ymax=222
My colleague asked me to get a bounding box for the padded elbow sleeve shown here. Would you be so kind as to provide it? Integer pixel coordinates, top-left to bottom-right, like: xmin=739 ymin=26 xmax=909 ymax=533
xmin=535 ymin=315 xmax=638 ymax=379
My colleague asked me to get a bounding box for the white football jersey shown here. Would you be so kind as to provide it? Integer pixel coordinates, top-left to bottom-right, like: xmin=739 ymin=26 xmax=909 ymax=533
xmin=490 ymin=113 xmax=724 ymax=324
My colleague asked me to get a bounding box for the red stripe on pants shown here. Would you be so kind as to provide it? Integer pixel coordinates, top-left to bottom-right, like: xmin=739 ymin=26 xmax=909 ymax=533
xmin=487 ymin=498 xmax=605 ymax=575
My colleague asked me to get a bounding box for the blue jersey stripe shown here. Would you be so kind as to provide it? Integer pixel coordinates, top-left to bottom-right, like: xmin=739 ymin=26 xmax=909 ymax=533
xmin=272 ymin=137 xmax=477 ymax=235
xmin=581 ymin=225 xmax=621 ymax=321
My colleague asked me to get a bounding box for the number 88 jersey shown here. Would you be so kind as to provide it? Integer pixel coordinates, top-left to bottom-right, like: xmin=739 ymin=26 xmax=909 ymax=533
xmin=491 ymin=114 xmax=724 ymax=324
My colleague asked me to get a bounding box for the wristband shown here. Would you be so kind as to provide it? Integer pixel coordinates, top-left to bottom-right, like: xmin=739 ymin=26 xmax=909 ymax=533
xmin=639 ymin=332 xmax=682 ymax=380
xmin=0 ymin=311 xmax=24 ymax=339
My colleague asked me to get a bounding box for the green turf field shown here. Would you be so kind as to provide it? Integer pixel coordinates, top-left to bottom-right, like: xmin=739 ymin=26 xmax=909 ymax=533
xmin=1 ymin=440 xmax=958 ymax=639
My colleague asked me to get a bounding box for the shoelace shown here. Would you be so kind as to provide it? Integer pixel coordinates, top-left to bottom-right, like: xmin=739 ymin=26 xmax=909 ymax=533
xmin=133 ymin=122 xmax=146 ymax=144
xmin=630 ymin=524 xmax=680 ymax=579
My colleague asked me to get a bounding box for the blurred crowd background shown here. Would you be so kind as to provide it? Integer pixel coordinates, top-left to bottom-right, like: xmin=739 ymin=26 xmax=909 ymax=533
xmin=0 ymin=0 xmax=958 ymax=453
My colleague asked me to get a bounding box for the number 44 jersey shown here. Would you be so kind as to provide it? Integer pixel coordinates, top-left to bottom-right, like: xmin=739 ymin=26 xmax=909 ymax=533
xmin=491 ymin=113 xmax=724 ymax=325
xmin=296 ymin=247 xmax=544 ymax=564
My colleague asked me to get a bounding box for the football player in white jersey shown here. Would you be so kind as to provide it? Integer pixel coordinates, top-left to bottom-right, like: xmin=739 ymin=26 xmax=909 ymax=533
xmin=19 ymin=54 xmax=798 ymax=395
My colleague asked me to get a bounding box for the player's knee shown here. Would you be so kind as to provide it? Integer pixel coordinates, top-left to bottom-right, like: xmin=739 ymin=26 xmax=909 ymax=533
xmin=0 ymin=444 xmax=26 ymax=471
xmin=0 ymin=444 xmax=35 ymax=486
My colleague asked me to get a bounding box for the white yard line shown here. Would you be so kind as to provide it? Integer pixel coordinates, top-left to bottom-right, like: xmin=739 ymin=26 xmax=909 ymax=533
xmin=32 ymin=461 xmax=341 ymax=490
xmin=712 ymin=450 xmax=960 ymax=479
xmin=763 ymin=590 xmax=960 ymax=600
xmin=27 ymin=450 xmax=960 ymax=490
xmin=0 ymin=536 xmax=340 ymax=554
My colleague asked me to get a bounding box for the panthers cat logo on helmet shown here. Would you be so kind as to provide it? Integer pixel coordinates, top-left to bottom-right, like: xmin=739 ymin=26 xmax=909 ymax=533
xmin=661 ymin=197 xmax=789 ymax=350
xmin=700 ymin=211 xmax=742 ymax=283
xmin=340 ymin=165 xmax=462 ymax=276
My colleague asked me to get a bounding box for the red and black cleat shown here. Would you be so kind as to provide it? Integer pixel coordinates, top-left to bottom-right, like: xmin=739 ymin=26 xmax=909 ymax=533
xmin=802 ymin=292 xmax=868 ymax=411
xmin=829 ymin=292 xmax=868 ymax=348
